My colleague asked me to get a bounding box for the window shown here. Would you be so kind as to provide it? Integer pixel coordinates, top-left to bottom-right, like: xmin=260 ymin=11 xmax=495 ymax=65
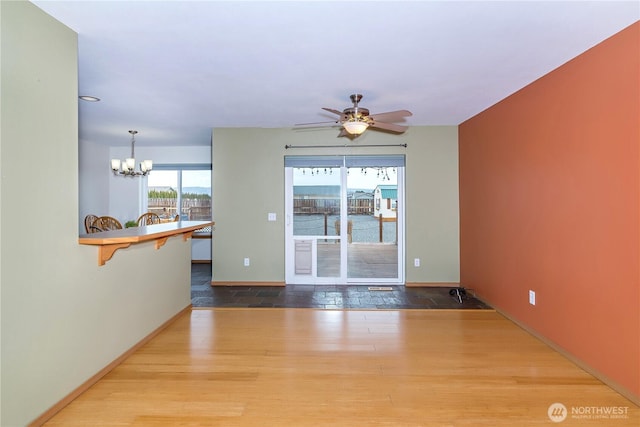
xmin=147 ymin=164 xmax=211 ymax=220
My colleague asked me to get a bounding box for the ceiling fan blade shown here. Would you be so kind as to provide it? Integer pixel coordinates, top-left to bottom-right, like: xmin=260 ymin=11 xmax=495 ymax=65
xmin=294 ymin=120 xmax=339 ymax=127
xmin=337 ymin=128 xmax=350 ymax=138
xmin=369 ymin=110 xmax=412 ymax=122
xmin=321 ymin=107 xmax=344 ymax=116
xmin=370 ymin=121 xmax=409 ymax=133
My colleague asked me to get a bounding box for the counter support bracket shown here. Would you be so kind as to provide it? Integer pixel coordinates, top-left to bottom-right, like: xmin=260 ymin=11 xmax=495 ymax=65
xmin=99 ymin=243 xmax=131 ymax=266
xmin=156 ymin=237 xmax=169 ymax=249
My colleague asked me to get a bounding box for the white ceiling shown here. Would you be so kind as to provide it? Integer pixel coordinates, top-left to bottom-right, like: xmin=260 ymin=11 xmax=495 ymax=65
xmin=32 ymin=1 xmax=639 ymax=147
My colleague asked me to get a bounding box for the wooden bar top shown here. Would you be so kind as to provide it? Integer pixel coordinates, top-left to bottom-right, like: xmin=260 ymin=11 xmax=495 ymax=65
xmin=79 ymin=220 xmax=214 ymax=266
xmin=79 ymin=221 xmax=213 ymax=245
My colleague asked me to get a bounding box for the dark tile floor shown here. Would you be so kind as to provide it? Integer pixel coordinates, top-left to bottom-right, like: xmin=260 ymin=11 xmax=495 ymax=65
xmin=191 ymin=264 xmax=491 ymax=310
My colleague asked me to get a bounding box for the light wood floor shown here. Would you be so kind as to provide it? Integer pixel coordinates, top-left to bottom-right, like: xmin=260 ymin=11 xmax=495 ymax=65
xmin=44 ymin=308 xmax=638 ymax=426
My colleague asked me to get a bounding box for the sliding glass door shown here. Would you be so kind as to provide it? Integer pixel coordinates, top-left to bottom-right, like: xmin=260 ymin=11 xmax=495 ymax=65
xmin=285 ymin=155 xmax=404 ymax=285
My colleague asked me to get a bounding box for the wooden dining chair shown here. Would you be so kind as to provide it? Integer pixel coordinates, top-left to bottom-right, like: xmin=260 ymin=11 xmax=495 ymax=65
xmin=93 ymin=216 xmax=123 ymax=231
xmin=137 ymin=212 xmax=161 ymax=226
xmin=84 ymin=214 xmax=99 ymax=233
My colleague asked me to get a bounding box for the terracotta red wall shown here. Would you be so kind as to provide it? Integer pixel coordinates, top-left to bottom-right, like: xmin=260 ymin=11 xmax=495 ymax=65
xmin=459 ymin=22 xmax=639 ymax=401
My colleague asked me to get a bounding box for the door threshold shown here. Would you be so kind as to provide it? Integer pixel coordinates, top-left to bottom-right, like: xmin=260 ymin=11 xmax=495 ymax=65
xmin=368 ymin=286 xmax=394 ymax=291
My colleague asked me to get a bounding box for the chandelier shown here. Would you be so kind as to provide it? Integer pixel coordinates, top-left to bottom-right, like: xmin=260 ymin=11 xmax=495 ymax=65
xmin=110 ymin=130 xmax=153 ymax=177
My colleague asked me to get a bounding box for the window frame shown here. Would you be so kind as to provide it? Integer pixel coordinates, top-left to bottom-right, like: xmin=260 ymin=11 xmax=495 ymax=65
xmin=146 ymin=163 xmax=212 ymax=220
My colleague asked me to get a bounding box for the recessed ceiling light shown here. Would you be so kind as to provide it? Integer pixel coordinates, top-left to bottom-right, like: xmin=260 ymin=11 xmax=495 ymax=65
xmin=79 ymin=95 xmax=100 ymax=102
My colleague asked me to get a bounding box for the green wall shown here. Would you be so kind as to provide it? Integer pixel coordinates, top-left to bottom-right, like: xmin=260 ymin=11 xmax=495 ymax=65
xmin=212 ymin=126 xmax=459 ymax=284
xmin=1 ymin=3 xmax=192 ymax=425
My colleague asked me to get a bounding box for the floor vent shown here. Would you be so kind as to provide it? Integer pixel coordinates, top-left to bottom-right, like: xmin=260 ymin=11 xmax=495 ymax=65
xmin=368 ymin=286 xmax=394 ymax=291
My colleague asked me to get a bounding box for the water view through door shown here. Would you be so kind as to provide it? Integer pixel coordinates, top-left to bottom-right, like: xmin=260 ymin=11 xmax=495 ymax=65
xmin=285 ymin=155 xmax=404 ymax=285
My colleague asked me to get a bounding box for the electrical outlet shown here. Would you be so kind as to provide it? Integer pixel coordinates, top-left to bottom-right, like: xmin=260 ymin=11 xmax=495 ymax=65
xmin=414 ymin=258 xmax=420 ymax=267
xmin=529 ymin=290 xmax=536 ymax=305
xmin=268 ymin=212 xmax=277 ymax=221
xmin=244 ymin=258 xmax=250 ymax=267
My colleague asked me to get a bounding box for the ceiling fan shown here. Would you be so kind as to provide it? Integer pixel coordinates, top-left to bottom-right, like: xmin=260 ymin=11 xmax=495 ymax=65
xmin=296 ymin=94 xmax=412 ymax=138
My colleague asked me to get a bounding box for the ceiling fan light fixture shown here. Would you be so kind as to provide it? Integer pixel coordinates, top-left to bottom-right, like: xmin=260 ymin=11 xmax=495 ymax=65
xmin=343 ymin=120 xmax=369 ymax=135
xmin=302 ymin=94 xmax=410 ymax=137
